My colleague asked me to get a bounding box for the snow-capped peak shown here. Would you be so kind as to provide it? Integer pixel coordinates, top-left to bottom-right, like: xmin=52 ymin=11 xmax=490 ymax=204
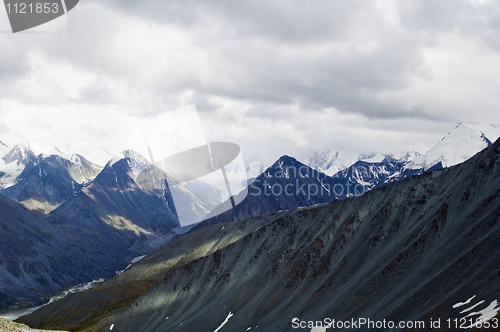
xmin=405 ymin=123 xmax=495 ymax=171
xmin=105 ymin=149 xmax=153 ymax=180
xmin=107 ymin=149 xmax=151 ymax=167
xmin=65 ymin=141 xmax=115 ymax=167
xmin=18 ymin=140 xmax=70 ymax=159
xmin=396 ymin=151 xmax=421 ymax=163
xmin=0 ymin=140 xmax=101 ymax=189
xmin=299 ymin=150 xmax=362 ymax=176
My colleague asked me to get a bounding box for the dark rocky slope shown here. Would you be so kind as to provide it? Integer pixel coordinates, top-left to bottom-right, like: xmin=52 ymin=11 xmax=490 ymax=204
xmin=16 ymin=211 xmax=282 ymax=331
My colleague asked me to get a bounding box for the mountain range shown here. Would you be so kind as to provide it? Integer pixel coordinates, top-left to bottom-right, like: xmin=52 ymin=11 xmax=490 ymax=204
xmin=298 ymin=150 xmax=419 ymax=176
xmin=193 ymin=154 xmax=401 ymax=231
xmin=1 ymin=123 xmax=497 ymax=218
xmin=17 ymin=134 xmax=500 ymax=332
xmin=194 ymin=123 xmax=500 ymax=230
xmin=1 ymin=123 xmax=499 ymax=318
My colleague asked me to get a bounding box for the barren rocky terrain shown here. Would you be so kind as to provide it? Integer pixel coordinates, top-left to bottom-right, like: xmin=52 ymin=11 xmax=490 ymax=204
xmin=0 ymin=318 xmax=67 ymax=332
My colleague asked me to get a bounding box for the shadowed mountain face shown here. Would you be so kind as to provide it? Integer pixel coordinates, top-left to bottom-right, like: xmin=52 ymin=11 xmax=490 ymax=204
xmin=193 ymin=155 xmax=406 ymax=231
xmin=331 ymin=158 xmax=406 ymax=190
xmin=1 ymin=145 xmax=37 ymax=166
xmin=1 ymin=155 xmax=101 ymax=213
xmin=0 ymin=193 xmax=126 ymax=311
xmin=46 ymin=152 xmax=214 ymax=256
xmin=47 ymin=155 xmax=183 ymax=244
xmin=20 ymin=139 xmax=500 ymax=331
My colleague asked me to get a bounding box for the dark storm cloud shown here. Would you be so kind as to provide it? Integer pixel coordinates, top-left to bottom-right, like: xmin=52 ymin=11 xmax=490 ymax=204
xmin=103 ymin=0 xmax=361 ymax=42
xmin=93 ymin=0 xmax=500 ymax=124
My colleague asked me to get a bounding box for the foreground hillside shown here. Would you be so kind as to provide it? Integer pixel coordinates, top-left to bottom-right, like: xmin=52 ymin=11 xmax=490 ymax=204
xmin=20 ymin=139 xmax=500 ymax=331
xmin=0 ymin=318 xmax=67 ymax=332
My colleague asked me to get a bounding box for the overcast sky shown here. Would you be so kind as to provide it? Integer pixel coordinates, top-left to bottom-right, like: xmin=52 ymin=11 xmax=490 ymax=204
xmin=1 ymin=0 xmax=500 ymax=164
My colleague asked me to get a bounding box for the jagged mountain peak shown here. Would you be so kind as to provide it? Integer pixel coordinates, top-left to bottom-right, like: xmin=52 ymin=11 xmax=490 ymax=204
xmin=103 ymin=149 xmax=153 ymax=179
xmin=396 ymin=150 xmax=421 ymax=163
xmin=108 ymin=149 xmax=150 ymax=166
xmin=70 ymin=153 xmax=94 ymax=167
xmin=0 ymin=150 xmax=102 ymax=213
xmin=1 ymin=141 xmax=73 ymax=168
xmin=95 ymin=149 xmax=171 ymax=192
xmin=274 ymin=154 xmax=301 ymax=165
xmin=121 ymin=149 xmax=148 ymax=160
xmin=264 ymin=155 xmax=317 ymax=177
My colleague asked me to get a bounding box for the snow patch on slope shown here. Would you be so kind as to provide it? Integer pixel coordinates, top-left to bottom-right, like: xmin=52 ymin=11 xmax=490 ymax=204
xmin=214 ymin=311 xmax=234 ymax=332
xmin=453 ymin=295 xmax=476 ymax=308
xmin=453 ymin=296 xmax=500 ymax=329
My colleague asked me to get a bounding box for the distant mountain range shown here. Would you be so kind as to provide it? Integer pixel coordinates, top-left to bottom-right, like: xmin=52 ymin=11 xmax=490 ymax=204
xmin=298 ymin=150 xmax=420 ymax=176
xmin=195 ymin=123 xmax=500 ymax=230
xmin=1 ymin=123 xmax=498 ymax=217
xmin=19 ymin=135 xmax=500 ymax=332
xmin=47 ymin=149 xmax=210 ymax=240
xmin=193 ymin=154 xmax=408 ymax=230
